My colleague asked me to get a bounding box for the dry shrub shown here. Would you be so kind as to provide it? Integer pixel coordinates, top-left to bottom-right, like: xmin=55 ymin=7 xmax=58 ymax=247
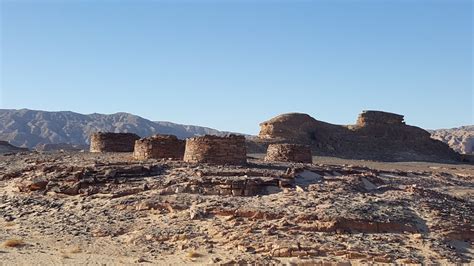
xmin=69 ymin=246 xmax=82 ymax=254
xmin=2 ymin=238 xmax=25 ymax=248
xmin=187 ymin=251 xmax=202 ymax=258
xmin=60 ymin=246 xmax=82 ymax=258
xmin=4 ymin=222 xmax=16 ymax=227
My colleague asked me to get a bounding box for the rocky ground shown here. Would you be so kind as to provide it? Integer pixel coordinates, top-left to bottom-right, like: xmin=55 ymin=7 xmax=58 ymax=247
xmin=0 ymin=151 xmax=473 ymax=265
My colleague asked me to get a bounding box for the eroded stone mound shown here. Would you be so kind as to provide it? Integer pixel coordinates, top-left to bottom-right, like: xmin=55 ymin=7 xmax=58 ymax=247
xmin=90 ymin=132 xmax=140 ymax=153
xmin=259 ymin=113 xmax=319 ymax=141
xmin=184 ymin=135 xmax=247 ymax=165
xmin=133 ymin=134 xmax=185 ymax=160
xmin=0 ymin=141 xmax=28 ymax=154
xmin=265 ymin=144 xmax=312 ymax=163
xmin=256 ymin=111 xmax=460 ymax=162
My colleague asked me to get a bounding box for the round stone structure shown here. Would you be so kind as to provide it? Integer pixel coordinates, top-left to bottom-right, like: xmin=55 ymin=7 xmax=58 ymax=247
xmin=133 ymin=134 xmax=185 ymax=160
xmin=90 ymin=132 xmax=140 ymax=153
xmin=264 ymin=143 xmax=312 ymax=163
xmin=183 ymin=135 xmax=247 ymax=165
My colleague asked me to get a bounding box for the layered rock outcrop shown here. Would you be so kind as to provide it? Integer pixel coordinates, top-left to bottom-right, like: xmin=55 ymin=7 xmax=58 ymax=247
xmin=256 ymin=111 xmax=460 ymax=162
xmin=183 ymin=135 xmax=247 ymax=164
xmin=133 ymin=135 xmax=185 ymax=160
xmin=0 ymin=141 xmax=28 ymax=154
xmin=265 ymin=144 xmax=312 ymax=163
xmin=355 ymin=110 xmax=404 ymax=126
xmin=90 ymin=132 xmax=140 ymax=153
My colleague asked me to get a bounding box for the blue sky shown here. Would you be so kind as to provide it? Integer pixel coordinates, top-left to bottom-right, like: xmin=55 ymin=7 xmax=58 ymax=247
xmin=1 ymin=0 xmax=472 ymax=134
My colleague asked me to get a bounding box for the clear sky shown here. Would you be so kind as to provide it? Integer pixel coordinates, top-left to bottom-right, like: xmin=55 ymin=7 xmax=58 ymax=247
xmin=1 ymin=0 xmax=472 ymax=134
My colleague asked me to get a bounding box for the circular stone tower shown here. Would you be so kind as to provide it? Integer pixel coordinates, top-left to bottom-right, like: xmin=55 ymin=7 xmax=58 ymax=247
xmin=133 ymin=135 xmax=185 ymax=160
xmin=183 ymin=135 xmax=247 ymax=164
xmin=90 ymin=132 xmax=140 ymax=153
xmin=264 ymin=143 xmax=312 ymax=163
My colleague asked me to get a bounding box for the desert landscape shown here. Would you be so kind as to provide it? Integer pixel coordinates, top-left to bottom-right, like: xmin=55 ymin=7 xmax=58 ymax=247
xmin=1 ymin=1 xmax=472 ymax=264
xmin=0 ymin=110 xmax=472 ymax=264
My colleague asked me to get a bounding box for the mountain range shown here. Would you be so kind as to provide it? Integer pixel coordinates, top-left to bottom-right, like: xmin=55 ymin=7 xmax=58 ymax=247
xmin=0 ymin=109 xmax=232 ymax=149
xmin=0 ymin=109 xmax=472 ymax=155
xmin=430 ymin=126 xmax=474 ymax=155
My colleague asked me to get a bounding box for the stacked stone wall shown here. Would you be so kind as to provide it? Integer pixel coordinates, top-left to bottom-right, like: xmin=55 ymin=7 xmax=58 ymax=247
xmin=184 ymin=135 xmax=247 ymax=164
xmin=264 ymin=144 xmax=312 ymax=163
xmin=90 ymin=132 xmax=140 ymax=153
xmin=133 ymin=135 xmax=185 ymax=160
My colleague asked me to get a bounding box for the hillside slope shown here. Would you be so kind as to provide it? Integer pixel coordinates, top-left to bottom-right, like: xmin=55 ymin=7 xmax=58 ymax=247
xmin=430 ymin=126 xmax=474 ymax=154
xmin=0 ymin=109 xmax=229 ymax=148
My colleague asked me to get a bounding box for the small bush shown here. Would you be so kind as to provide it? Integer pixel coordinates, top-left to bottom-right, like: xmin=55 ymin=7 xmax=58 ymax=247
xmin=4 ymin=222 xmax=16 ymax=227
xmin=2 ymin=239 xmax=25 ymax=248
xmin=187 ymin=251 xmax=202 ymax=258
xmin=69 ymin=246 xmax=82 ymax=254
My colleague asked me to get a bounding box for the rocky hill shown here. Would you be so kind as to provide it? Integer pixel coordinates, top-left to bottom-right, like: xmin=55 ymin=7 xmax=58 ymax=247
xmin=430 ymin=126 xmax=474 ymax=154
xmin=0 ymin=141 xmax=28 ymax=154
xmin=0 ymin=109 xmax=231 ymax=149
xmin=254 ymin=111 xmax=460 ymax=162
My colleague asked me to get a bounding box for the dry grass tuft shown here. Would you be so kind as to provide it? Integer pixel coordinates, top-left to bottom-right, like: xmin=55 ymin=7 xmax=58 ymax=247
xmin=69 ymin=246 xmax=82 ymax=254
xmin=2 ymin=238 xmax=25 ymax=248
xmin=186 ymin=250 xmax=202 ymax=258
xmin=4 ymin=222 xmax=16 ymax=227
xmin=60 ymin=246 xmax=82 ymax=258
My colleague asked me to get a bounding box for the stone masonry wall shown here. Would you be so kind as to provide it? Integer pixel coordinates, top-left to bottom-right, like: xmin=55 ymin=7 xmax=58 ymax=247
xmin=133 ymin=135 xmax=185 ymax=160
xmin=90 ymin=132 xmax=140 ymax=153
xmin=264 ymin=144 xmax=312 ymax=163
xmin=183 ymin=135 xmax=247 ymax=164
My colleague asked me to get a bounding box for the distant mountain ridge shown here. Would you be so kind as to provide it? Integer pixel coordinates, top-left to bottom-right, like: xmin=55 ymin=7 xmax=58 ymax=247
xmin=0 ymin=109 xmax=471 ymax=155
xmin=0 ymin=109 xmax=234 ymax=149
xmin=430 ymin=125 xmax=474 ymax=154
xmin=0 ymin=140 xmax=29 ymax=153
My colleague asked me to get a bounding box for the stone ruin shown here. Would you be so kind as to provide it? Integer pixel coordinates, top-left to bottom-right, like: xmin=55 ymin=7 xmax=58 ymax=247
xmin=183 ymin=135 xmax=247 ymax=164
xmin=90 ymin=132 xmax=140 ymax=153
xmin=254 ymin=110 xmax=460 ymax=162
xmin=265 ymin=143 xmax=312 ymax=163
xmin=133 ymin=134 xmax=185 ymax=160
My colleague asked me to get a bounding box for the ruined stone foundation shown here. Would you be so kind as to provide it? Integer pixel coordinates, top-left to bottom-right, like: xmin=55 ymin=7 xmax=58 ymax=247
xmin=265 ymin=143 xmax=312 ymax=163
xmin=133 ymin=135 xmax=185 ymax=160
xmin=183 ymin=135 xmax=247 ymax=164
xmin=90 ymin=132 xmax=140 ymax=153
